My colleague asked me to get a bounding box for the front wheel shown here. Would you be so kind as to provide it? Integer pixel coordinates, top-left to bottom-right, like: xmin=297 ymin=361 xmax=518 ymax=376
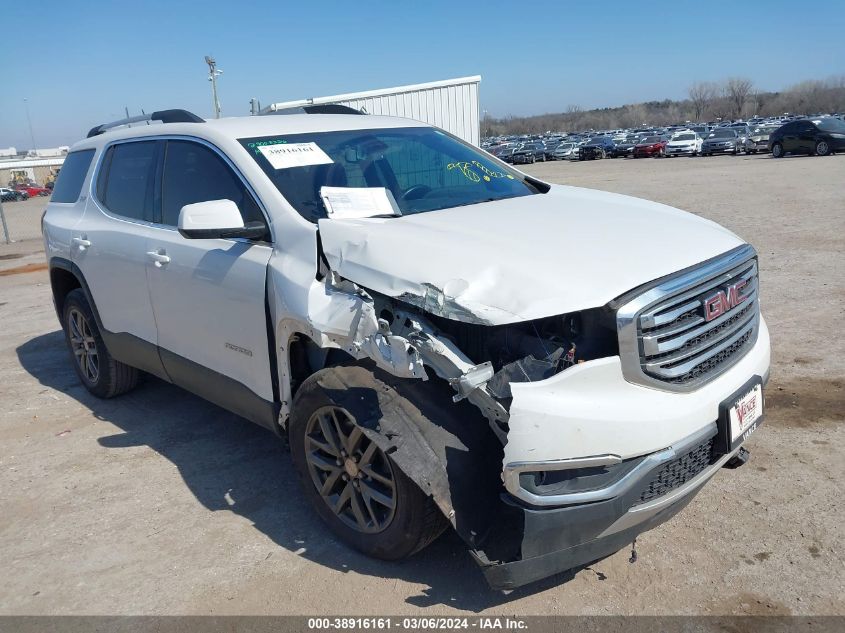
xmin=289 ymin=367 xmax=447 ymax=560
xmin=771 ymin=142 xmax=784 ymax=158
xmin=62 ymin=289 xmax=139 ymax=398
xmin=815 ymin=140 xmax=831 ymax=156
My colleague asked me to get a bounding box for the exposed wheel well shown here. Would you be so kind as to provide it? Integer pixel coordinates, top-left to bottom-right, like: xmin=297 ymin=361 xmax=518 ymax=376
xmin=287 ymin=332 xmax=355 ymax=398
xmin=50 ymin=267 xmax=82 ymax=321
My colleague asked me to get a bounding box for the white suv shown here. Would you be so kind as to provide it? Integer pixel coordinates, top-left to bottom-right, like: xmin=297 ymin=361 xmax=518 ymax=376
xmin=43 ymin=108 xmax=770 ymax=590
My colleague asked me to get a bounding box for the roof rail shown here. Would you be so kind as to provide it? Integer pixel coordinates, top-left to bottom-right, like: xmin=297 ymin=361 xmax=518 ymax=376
xmin=260 ymin=104 xmax=365 ymax=116
xmin=86 ymin=109 xmax=205 ymax=138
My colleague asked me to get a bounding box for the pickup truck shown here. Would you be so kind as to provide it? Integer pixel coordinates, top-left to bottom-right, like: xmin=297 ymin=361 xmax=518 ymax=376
xmin=42 ymin=108 xmax=770 ymax=590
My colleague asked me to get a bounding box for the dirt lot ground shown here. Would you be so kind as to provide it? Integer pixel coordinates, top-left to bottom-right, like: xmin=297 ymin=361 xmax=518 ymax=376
xmin=0 ymin=153 xmax=842 ymax=616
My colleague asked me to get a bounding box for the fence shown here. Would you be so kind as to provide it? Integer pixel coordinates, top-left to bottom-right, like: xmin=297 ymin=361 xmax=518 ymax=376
xmin=0 ymin=193 xmax=48 ymax=244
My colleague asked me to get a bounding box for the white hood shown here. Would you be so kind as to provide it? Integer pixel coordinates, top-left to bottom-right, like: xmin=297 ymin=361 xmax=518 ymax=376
xmin=317 ymin=184 xmax=745 ymax=325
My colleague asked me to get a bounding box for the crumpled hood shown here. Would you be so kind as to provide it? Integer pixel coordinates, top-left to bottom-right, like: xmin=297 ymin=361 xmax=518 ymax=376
xmin=317 ymin=184 xmax=745 ymax=325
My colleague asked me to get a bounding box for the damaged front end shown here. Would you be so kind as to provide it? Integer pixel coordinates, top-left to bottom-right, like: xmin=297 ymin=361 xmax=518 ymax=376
xmin=284 ymin=261 xmax=639 ymax=589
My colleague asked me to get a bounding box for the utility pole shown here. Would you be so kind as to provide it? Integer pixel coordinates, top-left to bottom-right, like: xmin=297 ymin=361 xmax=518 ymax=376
xmin=205 ymin=56 xmax=223 ymax=118
xmin=23 ymin=98 xmax=36 ymax=151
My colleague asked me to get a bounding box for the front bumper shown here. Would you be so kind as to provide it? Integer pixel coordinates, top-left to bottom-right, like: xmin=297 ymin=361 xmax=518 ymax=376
xmin=666 ymin=146 xmax=697 ymax=155
xmin=479 ymin=436 xmax=741 ymax=589
xmin=702 ymin=144 xmax=737 ymax=153
xmin=474 ymin=318 xmax=771 ymax=589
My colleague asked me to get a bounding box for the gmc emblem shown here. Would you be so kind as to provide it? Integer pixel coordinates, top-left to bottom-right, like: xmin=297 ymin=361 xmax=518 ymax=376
xmin=703 ymin=280 xmax=749 ymax=322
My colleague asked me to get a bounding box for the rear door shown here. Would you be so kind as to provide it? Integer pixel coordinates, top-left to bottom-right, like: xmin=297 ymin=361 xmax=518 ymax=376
xmin=144 ymin=138 xmax=276 ymax=424
xmin=73 ymin=140 xmax=166 ymax=377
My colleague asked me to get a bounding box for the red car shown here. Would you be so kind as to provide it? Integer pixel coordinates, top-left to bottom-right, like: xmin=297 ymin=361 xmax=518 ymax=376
xmin=632 ymin=136 xmax=667 ymax=158
xmin=14 ymin=183 xmax=51 ymax=197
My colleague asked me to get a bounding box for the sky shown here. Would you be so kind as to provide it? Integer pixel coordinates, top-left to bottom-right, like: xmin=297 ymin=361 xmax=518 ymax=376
xmin=1 ymin=0 xmax=843 ymax=149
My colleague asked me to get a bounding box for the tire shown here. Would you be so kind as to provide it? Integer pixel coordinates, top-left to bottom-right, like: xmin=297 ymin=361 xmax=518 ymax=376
xmin=771 ymin=142 xmax=784 ymax=158
xmin=289 ymin=367 xmax=447 ymax=560
xmin=815 ymin=140 xmax=831 ymax=156
xmin=62 ymin=289 xmax=139 ymax=398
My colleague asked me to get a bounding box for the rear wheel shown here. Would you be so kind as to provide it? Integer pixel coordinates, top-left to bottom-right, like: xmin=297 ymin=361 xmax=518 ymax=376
xmin=289 ymin=368 xmax=447 ymax=560
xmin=62 ymin=289 xmax=139 ymax=398
xmin=771 ymin=142 xmax=784 ymax=158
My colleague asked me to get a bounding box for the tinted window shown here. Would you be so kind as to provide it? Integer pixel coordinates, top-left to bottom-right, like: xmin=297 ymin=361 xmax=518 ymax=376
xmin=99 ymin=141 xmax=157 ymax=221
xmin=161 ymin=140 xmax=265 ymax=228
xmin=51 ymin=149 xmax=95 ymax=203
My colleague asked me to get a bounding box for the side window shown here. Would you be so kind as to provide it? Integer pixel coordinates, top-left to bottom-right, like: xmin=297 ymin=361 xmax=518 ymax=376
xmin=97 ymin=141 xmax=158 ymax=221
xmin=797 ymin=122 xmax=815 ymax=134
xmin=51 ymin=149 xmax=95 ymax=203
xmin=161 ymin=140 xmax=265 ymax=229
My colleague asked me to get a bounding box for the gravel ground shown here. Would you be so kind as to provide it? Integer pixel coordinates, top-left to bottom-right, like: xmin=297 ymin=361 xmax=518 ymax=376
xmin=0 ymin=153 xmax=842 ymax=616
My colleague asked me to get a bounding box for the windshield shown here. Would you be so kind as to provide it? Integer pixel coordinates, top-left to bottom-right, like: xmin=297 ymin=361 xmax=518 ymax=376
xmin=240 ymin=127 xmax=538 ymax=222
xmin=640 ymin=136 xmax=661 ymax=144
xmin=814 ymin=118 xmax=845 ymax=133
xmin=709 ymin=129 xmax=737 ymax=138
xmin=673 ymin=134 xmax=696 ymax=141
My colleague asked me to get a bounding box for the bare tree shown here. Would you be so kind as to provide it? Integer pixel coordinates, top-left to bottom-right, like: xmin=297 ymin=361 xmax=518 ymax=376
xmin=688 ymin=82 xmax=717 ymax=121
xmin=724 ymin=77 xmax=754 ymax=119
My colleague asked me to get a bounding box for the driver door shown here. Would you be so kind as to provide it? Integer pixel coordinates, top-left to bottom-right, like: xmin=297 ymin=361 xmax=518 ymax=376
xmin=145 ymin=139 xmax=276 ymax=427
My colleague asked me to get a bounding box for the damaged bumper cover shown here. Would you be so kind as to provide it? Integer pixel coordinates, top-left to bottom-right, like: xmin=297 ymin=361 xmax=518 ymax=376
xmin=477 ymin=440 xmax=729 ymax=590
xmin=474 ymin=319 xmax=770 ymax=589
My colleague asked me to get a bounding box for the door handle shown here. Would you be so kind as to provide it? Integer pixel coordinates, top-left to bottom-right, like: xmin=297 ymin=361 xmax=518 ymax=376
xmin=72 ymin=237 xmax=91 ymax=249
xmin=146 ymin=250 xmax=171 ymax=267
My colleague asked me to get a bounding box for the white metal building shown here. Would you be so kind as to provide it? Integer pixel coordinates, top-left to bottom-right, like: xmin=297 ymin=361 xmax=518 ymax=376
xmin=261 ymin=76 xmax=482 ymax=146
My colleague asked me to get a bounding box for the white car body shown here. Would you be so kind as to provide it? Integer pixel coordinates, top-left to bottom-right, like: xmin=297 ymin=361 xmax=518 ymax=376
xmin=42 ymin=112 xmax=770 ymax=590
xmin=666 ymin=131 xmax=703 ymax=156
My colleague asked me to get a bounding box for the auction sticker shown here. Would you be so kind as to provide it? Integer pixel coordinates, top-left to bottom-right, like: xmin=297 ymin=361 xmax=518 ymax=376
xmin=258 ymin=142 xmax=333 ymax=170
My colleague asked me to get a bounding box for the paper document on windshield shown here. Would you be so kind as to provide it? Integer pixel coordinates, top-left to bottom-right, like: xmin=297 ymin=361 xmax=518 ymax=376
xmin=320 ymin=186 xmax=401 ymax=219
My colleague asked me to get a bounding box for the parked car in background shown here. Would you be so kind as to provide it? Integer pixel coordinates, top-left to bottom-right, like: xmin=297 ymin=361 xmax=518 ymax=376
xmin=744 ymin=124 xmax=779 ymax=154
xmin=731 ymin=125 xmax=750 ymax=149
xmin=769 ymin=117 xmax=845 ymax=157
xmin=701 ymin=129 xmax=739 ymax=156
xmin=665 ymin=131 xmax=702 ymax=157
xmin=609 ymin=138 xmax=636 ymax=158
xmin=512 ymin=142 xmax=547 ymax=164
xmin=544 ymin=138 xmax=563 ymax=160
xmin=552 ymin=142 xmax=578 ymax=160
xmin=632 ymin=136 xmax=667 ymax=158
xmin=579 ymin=136 xmax=616 ymax=159
xmin=1 ymin=187 xmax=29 ymax=202
xmin=14 ymin=183 xmax=51 ymax=197
xmin=493 ymin=146 xmax=517 ymax=163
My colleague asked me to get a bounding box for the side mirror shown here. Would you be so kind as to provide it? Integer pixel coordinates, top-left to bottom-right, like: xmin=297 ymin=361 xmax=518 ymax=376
xmin=178 ymin=199 xmax=266 ymax=240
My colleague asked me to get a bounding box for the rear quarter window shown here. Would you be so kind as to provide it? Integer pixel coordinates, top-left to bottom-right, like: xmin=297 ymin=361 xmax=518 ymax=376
xmin=50 ymin=149 xmax=95 ymax=203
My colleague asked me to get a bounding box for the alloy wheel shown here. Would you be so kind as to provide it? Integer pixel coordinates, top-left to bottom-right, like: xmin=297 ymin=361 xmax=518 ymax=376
xmin=303 ymin=406 xmax=397 ymax=534
xmin=68 ymin=308 xmax=99 ymax=383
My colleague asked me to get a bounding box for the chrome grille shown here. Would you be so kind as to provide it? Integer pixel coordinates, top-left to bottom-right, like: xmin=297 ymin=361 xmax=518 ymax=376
xmin=616 ymin=245 xmax=760 ymax=391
